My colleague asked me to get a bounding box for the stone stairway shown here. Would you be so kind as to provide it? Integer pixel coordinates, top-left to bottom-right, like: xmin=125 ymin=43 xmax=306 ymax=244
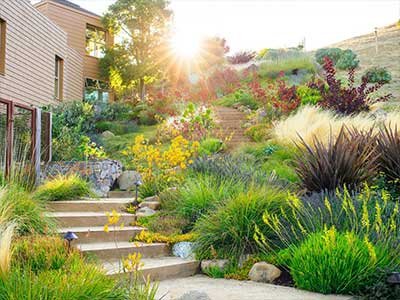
xmin=213 ymin=106 xmax=252 ymax=149
xmin=47 ymin=195 xmax=199 ymax=281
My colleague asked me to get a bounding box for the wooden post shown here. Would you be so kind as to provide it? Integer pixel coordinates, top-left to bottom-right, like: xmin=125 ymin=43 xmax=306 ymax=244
xmin=5 ymin=101 xmax=13 ymax=179
xmin=34 ymin=108 xmax=41 ymax=186
xmin=374 ymin=27 xmax=378 ymax=55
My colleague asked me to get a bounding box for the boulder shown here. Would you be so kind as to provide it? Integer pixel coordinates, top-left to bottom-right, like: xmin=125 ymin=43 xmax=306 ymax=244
xmin=101 ymin=130 xmax=115 ymax=139
xmin=201 ymin=259 xmax=230 ymax=272
xmin=248 ymin=262 xmax=281 ymax=283
xmin=136 ymin=206 xmax=156 ymax=217
xmin=177 ymin=291 xmax=211 ymax=300
xmin=117 ymin=171 xmax=142 ymax=191
xmin=172 ymin=242 xmax=195 ymax=259
xmin=143 ymin=195 xmax=160 ymax=202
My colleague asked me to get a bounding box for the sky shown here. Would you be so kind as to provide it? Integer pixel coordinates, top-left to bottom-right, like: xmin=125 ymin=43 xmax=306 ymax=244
xmin=32 ymin=0 xmax=400 ymax=52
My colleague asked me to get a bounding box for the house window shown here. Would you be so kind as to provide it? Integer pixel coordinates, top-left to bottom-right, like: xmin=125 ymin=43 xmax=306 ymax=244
xmin=84 ymin=78 xmax=109 ymax=103
xmin=54 ymin=56 xmax=64 ymax=100
xmin=86 ymin=25 xmax=106 ymax=58
xmin=0 ymin=18 xmax=6 ymax=75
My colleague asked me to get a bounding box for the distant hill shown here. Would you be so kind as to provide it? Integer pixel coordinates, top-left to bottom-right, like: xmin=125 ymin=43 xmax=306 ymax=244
xmin=327 ymin=23 xmax=400 ymax=101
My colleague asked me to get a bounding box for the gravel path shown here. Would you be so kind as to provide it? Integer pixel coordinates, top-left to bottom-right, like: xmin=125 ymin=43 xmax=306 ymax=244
xmin=156 ymin=275 xmax=352 ymax=300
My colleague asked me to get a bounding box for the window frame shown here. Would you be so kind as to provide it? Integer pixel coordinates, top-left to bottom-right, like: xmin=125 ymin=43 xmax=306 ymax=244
xmin=85 ymin=24 xmax=106 ymax=59
xmin=0 ymin=18 xmax=6 ymax=75
xmin=54 ymin=56 xmax=64 ymax=101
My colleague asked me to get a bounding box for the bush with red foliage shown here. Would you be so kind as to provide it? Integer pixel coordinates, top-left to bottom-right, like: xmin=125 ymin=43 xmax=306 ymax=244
xmin=228 ymin=51 xmax=256 ymax=64
xmin=207 ymin=67 xmax=242 ymax=97
xmin=271 ymin=79 xmax=301 ymax=114
xmin=312 ymin=57 xmax=392 ymax=115
xmin=248 ymin=75 xmax=266 ymax=102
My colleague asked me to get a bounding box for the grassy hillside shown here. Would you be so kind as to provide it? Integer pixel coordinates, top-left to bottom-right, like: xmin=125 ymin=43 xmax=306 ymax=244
xmin=328 ymin=23 xmax=400 ymax=102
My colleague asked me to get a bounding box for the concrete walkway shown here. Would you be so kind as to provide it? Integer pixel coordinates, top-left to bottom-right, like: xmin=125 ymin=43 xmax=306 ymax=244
xmin=156 ymin=275 xmax=352 ymax=300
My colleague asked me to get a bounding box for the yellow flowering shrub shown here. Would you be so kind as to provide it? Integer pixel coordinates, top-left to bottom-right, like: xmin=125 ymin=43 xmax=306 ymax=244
xmin=133 ymin=230 xmax=197 ymax=245
xmin=122 ymin=135 xmax=199 ymax=185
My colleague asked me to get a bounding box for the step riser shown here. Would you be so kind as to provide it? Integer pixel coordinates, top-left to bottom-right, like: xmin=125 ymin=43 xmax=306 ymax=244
xmin=108 ymin=191 xmax=135 ymax=198
xmin=109 ymin=261 xmax=200 ymax=281
xmin=54 ymin=215 xmax=136 ymax=227
xmin=48 ymin=202 xmax=129 ymax=213
xmin=60 ymin=229 xmax=142 ymax=243
xmin=82 ymin=244 xmax=170 ymax=260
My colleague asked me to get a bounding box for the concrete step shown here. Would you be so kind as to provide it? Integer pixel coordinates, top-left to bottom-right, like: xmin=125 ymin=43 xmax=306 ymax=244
xmin=108 ymin=191 xmax=135 ymax=198
xmin=47 ymin=198 xmax=132 ymax=213
xmin=58 ymin=226 xmax=145 ymax=243
xmin=104 ymin=257 xmax=200 ymax=281
xmin=48 ymin=212 xmax=136 ymax=227
xmin=77 ymin=241 xmax=170 ymax=260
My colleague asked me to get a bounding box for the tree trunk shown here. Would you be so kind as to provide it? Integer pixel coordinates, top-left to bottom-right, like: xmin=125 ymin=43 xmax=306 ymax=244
xmin=138 ymin=78 xmax=146 ymax=101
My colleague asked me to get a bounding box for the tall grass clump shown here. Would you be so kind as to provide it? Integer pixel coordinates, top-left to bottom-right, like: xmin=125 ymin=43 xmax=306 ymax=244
xmin=377 ymin=125 xmax=400 ymax=188
xmin=34 ymin=174 xmax=92 ymax=201
xmin=295 ymin=126 xmax=379 ymax=192
xmin=173 ymin=175 xmax=244 ymax=228
xmin=256 ymin=185 xmax=400 ymax=251
xmin=0 ymin=186 xmax=54 ymax=236
xmin=278 ymin=227 xmax=397 ymax=294
xmin=0 ymin=223 xmax=15 ymax=279
xmin=194 ymin=185 xmax=288 ymax=259
xmin=272 ymin=106 xmax=380 ymax=146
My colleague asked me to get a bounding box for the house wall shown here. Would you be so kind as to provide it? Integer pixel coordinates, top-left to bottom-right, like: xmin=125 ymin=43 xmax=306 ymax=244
xmin=35 ymin=1 xmax=113 ymax=81
xmin=0 ymin=0 xmax=83 ymax=107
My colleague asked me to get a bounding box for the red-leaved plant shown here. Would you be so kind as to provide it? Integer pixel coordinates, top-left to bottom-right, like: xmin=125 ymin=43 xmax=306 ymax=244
xmin=311 ymin=57 xmax=392 ymax=115
xmin=271 ymin=79 xmax=301 ymax=114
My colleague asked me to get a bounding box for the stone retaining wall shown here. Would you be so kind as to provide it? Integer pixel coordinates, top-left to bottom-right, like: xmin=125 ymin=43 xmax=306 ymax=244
xmin=41 ymin=160 xmax=123 ymax=197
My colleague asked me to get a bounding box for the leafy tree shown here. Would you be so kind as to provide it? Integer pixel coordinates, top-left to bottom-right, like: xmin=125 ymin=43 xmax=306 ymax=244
xmin=101 ymin=0 xmax=172 ymax=100
xmin=197 ymin=37 xmax=229 ymax=72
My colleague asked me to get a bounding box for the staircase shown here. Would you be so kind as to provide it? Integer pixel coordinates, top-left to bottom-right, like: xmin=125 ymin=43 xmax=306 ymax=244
xmin=47 ymin=194 xmax=199 ymax=281
xmin=214 ymin=106 xmax=252 ymax=149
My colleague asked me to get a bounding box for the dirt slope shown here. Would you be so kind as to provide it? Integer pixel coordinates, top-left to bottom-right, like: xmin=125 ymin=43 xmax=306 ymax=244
xmin=328 ymin=23 xmax=400 ymax=101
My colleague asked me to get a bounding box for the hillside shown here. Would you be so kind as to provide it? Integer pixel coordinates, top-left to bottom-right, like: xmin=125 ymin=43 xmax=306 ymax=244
xmin=328 ymin=23 xmax=400 ymax=101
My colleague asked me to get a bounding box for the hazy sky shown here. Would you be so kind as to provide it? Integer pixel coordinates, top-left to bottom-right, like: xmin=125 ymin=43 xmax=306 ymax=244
xmin=32 ymin=0 xmax=400 ymax=52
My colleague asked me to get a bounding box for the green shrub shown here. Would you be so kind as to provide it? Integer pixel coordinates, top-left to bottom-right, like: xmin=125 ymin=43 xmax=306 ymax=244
xmin=194 ymin=185 xmax=288 ymax=259
xmin=364 ymin=67 xmax=392 ymax=84
xmin=244 ymin=124 xmax=271 ymax=142
xmin=315 ymin=48 xmax=359 ymax=70
xmin=238 ymin=143 xmax=299 ymax=184
xmin=296 ymin=85 xmax=321 ymax=106
xmin=336 ymin=49 xmax=360 ymax=70
xmin=358 ymin=270 xmax=400 ymax=300
xmin=279 ymin=228 xmax=397 ymax=294
xmin=174 ymin=175 xmax=244 ymax=228
xmin=215 ymin=89 xmax=259 ymax=109
xmin=0 ymin=186 xmax=54 ymax=236
xmin=198 ymin=138 xmax=225 ymax=156
xmin=34 ymin=174 xmax=92 ymax=201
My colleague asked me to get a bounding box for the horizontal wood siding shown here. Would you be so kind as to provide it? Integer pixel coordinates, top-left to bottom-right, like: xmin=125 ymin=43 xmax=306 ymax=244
xmin=36 ymin=1 xmax=113 ymax=81
xmin=65 ymin=48 xmax=84 ymax=100
xmin=0 ymin=0 xmax=83 ymax=107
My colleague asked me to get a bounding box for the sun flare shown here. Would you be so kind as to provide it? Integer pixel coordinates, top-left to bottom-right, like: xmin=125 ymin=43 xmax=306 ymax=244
xmin=171 ymin=32 xmax=201 ymax=59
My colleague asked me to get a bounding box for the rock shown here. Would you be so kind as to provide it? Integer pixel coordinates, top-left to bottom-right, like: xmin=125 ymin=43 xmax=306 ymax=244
xmin=143 ymin=195 xmax=160 ymax=202
xmin=136 ymin=206 xmax=156 ymax=217
xmin=138 ymin=201 xmax=160 ymax=210
xmin=117 ymin=171 xmax=142 ymax=191
xmin=177 ymin=291 xmax=211 ymax=300
xmin=201 ymin=259 xmax=230 ymax=272
xmin=248 ymin=262 xmax=281 ymax=283
xmin=101 ymin=130 xmax=115 ymax=138
xmin=172 ymin=242 xmax=195 ymax=259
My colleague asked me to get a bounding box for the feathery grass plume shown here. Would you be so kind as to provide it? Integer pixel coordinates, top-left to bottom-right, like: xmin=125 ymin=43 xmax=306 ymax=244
xmin=0 ymin=223 xmax=15 ymax=278
xmin=272 ymin=106 xmax=390 ymax=146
